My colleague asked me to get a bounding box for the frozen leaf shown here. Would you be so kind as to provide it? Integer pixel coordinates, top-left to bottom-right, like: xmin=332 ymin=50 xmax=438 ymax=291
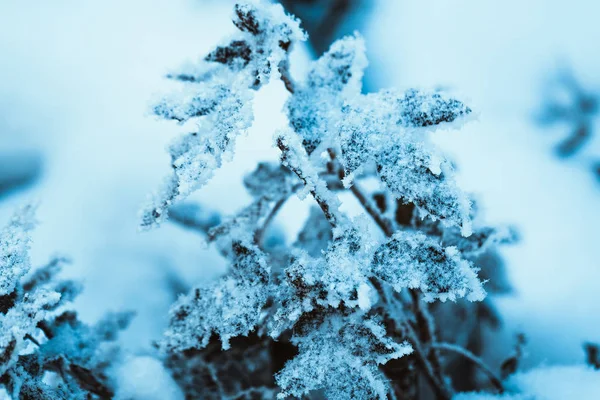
xmin=243 ymin=162 xmax=298 ymax=200
xmin=372 ymin=231 xmax=485 ymax=302
xmin=286 ymin=34 xmax=366 ymax=154
xmin=376 ymin=141 xmax=472 ymax=235
xmin=162 ymin=240 xmax=269 ymax=351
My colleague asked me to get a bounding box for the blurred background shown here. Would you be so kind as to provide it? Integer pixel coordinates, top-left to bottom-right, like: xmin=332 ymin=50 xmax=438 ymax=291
xmin=1 ymin=0 xmax=599 ymax=380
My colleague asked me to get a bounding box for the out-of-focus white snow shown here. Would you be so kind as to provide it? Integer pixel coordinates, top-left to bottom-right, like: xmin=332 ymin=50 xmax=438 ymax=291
xmin=116 ymin=355 xmax=183 ymax=400
xmin=455 ymin=364 xmax=600 ymax=400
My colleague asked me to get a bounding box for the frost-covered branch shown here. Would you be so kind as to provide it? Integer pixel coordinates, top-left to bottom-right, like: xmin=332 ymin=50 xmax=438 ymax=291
xmin=0 ymin=206 xmax=131 ymax=399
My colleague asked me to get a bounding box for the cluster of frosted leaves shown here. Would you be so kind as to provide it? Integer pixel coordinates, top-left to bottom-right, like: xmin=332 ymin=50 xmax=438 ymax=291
xmin=271 ymin=221 xmax=376 ymax=336
xmin=162 ymin=239 xmax=270 ymax=352
xmin=33 ymin=310 xmax=134 ymax=399
xmin=0 ymin=207 xmax=130 ymax=399
xmin=338 ymin=89 xmax=473 ymax=235
xmin=141 ymin=1 xmax=305 ymax=229
xmin=286 ymin=33 xmax=367 ymax=154
xmin=372 ymin=230 xmax=485 ymax=302
xmin=287 ymin=33 xmax=473 ymax=233
xmin=275 ymin=314 xmax=412 ymax=400
xmin=0 ymin=207 xmax=76 ymax=377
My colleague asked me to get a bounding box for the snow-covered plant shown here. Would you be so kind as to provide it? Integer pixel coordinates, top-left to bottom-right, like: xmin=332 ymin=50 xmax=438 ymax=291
xmin=143 ymin=1 xmax=514 ymax=398
xmin=0 ymin=205 xmax=132 ymax=399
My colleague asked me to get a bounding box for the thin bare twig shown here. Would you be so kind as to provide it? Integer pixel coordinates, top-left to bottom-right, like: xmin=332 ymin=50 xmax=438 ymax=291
xmin=432 ymin=342 xmax=505 ymax=394
xmin=403 ymin=324 xmax=453 ymax=400
xmin=254 ymin=196 xmax=287 ymax=246
xmin=24 ymin=334 xmax=40 ymax=347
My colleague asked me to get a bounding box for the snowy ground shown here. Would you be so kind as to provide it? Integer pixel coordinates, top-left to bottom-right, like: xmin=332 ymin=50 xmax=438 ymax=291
xmin=1 ymin=0 xmax=599 ymax=393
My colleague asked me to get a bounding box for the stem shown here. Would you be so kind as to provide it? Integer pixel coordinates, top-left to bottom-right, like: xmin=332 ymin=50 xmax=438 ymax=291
xmin=277 ymin=138 xmax=339 ymax=228
xmin=327 ymin=149 xmax=395 ymax=236
xmin=253 ymin=196 xmax=288 ymax=246
xmin=410 ymin=290 xmax=446 ymax=387
xmin=24 ymin=334 xmax=40 ymax=347
xmin=278 ymin=51 xmax=296 ymax=94
xmin=404 ymin=325 xmax=453 ymax=400
xmin=432 ymin=343 xmax=505 ymax=394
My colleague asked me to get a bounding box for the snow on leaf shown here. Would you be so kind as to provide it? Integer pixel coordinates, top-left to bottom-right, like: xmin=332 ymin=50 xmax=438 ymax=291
xmin=142 ymin=0 xmax=306 ymax=229
xmin=372 ymin=230 xmax=485 ymax=302
xmin=162 ymin=240 xmax=269 ymax=351
xmin=376 ymin=140 xmax=473 ymax=236
xmin=152 ymin=83 xmax=229 ymax=123
xmin=272 ymin=221 xmax=376 ymax=335
xmin=337 ymin=88 xmax=474 ymax=234
xmin=276 ymin=314 xmax=412 ymax=400
xmin=396 ymin=89 xmax=472 ymax=128
xmin=286 ymin=33 xmax=366 ymax=154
